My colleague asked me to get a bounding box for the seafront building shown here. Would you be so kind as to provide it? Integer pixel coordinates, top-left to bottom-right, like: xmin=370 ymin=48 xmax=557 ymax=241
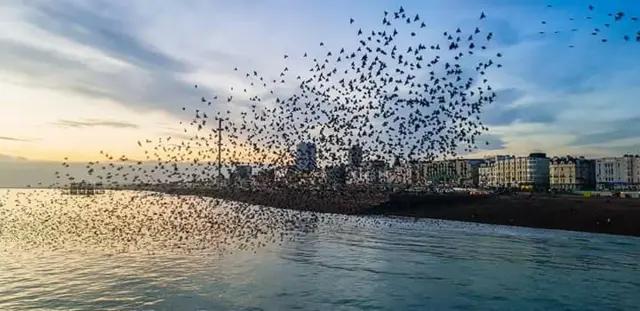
xmin=295 ymin=142 xmax=317 ymax=173
xmin=234 ymin=165 xmax=252 ymax=179
xmin=229 ymin=165 xmax=252 ymax=187
xmin=635 ymin=156 xmax=640 ymax=184
xmin=549 ymin=156 xmax=595 ymax=190
xmin=347 ymin=160 xmax=387 ymax=184
xmin=479 ymin=153 xmax=550 ymax=189
xmin=348 ymin=145 xmax=363 ymax=168
xmin=324 ymin=164 xmax=347 ymax=184
xmin=478 ymin=155 xmax=514 ymax=188
xmin=252 ymin=149 xmax=639 ymax=192
xmin=595 ymin=155 xmax=640 ymax=190
xmin=420 ymin=159 xmax=484 ymax=187
xmin=384 ymin=158 xmax=416 ymax=185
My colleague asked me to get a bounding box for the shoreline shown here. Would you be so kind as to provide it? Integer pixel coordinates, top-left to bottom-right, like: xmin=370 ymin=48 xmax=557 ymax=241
xmin=159 ymin=187 xmax=640 ymax=237
xmin=365 ymin=193 xmax=640 ymax=237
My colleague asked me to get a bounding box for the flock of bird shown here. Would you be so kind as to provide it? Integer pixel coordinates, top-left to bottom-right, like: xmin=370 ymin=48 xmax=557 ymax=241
xmin=539 ymin=4 xmax=640 ymax=47
xmin=201 ymin=8 xmax=499 ymax=168
xmin=51 ymin=6 xmax=504 ymax=189
xmin=1 ymin=4 xmax=638 ymax=254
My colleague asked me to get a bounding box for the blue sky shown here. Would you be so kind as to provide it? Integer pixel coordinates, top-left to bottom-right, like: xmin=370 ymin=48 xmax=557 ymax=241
xmin=0 ymin=0 xmax=639 ymax=185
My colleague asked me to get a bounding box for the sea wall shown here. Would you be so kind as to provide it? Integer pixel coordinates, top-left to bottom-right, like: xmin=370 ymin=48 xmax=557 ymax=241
xmin=164 ymin=187 xmax=389 ymax=215
xmin=366 ymin=194 xmax=640 ymax=237
xmin=160 ymin=187 xmax=640 ymax=237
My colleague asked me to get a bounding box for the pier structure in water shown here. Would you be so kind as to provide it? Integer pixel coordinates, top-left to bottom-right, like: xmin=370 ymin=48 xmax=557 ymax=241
xmin=63 ymin=181 xmax=105 ymax=195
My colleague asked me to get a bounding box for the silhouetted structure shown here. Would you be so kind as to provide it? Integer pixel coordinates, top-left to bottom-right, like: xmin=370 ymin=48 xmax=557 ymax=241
xmin=65 ymin=182 xmax=104 ymax=195
xmin=295 ymin=142 xmax=317 ymax=173
xmin=348 ymin=145 xmax=363 ymax=168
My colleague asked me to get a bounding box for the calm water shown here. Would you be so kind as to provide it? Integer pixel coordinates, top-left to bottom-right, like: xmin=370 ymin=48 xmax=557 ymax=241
xmin=1 ymin=189 xmax=639 ymax=310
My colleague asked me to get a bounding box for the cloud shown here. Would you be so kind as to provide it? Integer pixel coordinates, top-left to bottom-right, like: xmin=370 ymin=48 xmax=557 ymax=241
xmin=26 ymin=0 xmax=187 ymax=73
xmin=477 ymin=134 xmax=507 ymax=151
xmin=569 ymin=117 xmax=640 ymax=147
xmin=0 ymin=136 xmax=34 ymax=142
xmin=0 ymin=154 xmax=28 ymax=162
xmin=486 ymin=103 xmax=557 ymax=126
xmin=53 ymin=119 xmax=140 ymax=129
xmin=0 ymin=0 xmax=219 ymax=116
xmin=1 ymin=0 xmax=640 ymax=165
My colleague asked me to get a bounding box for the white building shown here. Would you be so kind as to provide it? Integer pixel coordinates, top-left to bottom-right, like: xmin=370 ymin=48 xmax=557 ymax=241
xmin=634 ymin=156 xmax=640 ymax=184
xmin=595 ymin=155 xmax=640 ymax=190
xmin=384 ymin=162 xmax=415 ymax=185
xmin=479 ymin=153 xmax=550 ymax=188
xmin=549 ymin=156 xmax=595 ymax=190
xmin=295 ymin=142 xmax=317 ymax=173
xmin=420 ymin=159 xmax=484 ymax=186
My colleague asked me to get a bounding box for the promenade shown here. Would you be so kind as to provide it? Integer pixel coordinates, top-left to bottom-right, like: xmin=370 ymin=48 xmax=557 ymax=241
xmin=159 ymin=186 xmax=640 ymax=237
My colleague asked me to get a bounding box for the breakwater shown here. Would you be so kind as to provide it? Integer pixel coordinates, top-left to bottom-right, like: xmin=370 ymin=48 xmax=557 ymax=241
xmin=366 ymin=193 xmax=640 ymax=237
xmin=158 ymin=187 xmax=640 ymax=237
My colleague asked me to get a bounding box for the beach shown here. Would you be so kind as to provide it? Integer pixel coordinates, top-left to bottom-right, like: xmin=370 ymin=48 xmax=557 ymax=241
xmin=160 ymin=187 xmax=640 ymax=237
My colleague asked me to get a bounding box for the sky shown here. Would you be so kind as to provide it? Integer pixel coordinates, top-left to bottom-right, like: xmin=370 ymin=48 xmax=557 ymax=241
xmin=0 ymin=0 xmax=639 ymax=187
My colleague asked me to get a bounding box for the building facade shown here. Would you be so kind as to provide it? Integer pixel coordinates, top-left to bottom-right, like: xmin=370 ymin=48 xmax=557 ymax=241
xmin=347 ymin=160 xmax=387 ymax=185
xmin=295 ymin=142 xmax=317 ymax=173
xmin=420 ymin=159 xmax=484 ymax=186
xmin=230 ymin=165 xmax=252 ymax=187
xmin=595 ymin=155 xmax=639 ymax=190
xmin=325 ymin=165 xmax=347 ymax=184
xmin=549 ymin=156 xmax=595 ymax=190
xmin=479 ymin=153 xmax=550 ymax=189
xmin=634 ymin=155 xmax=640 ymax=184
xmin=348 ymin=145 xmax=363 ymax=168
xmin=384 ymin=160 xmax=417 ymax=185
xmin=234 ymin=165 xmax=252 ymax=180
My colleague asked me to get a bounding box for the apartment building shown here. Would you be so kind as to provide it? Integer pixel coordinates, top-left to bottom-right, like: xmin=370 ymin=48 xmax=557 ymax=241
xmin=384 ymin=162 xmax=415 ymax=185
xmin=549 ymin=156 xmax=595 ymax=190
xmin=595 ymin=155 xmax=640 ymax=190
xmin=294 ymin=142 xmax=317 ymax=173
xmin=634 ymin=156 xmax=640 ymax=184
xmin=420 ymin=159 xmax=484 ymax=186
xmin=347 ymin=160 xmax=387 ymax=184
xmin=479 ymin=153 xmax=550 ymax=188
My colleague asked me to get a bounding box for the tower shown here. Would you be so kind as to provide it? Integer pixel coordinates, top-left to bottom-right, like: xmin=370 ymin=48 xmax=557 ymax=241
xmin=348 ymin=144 xmax=363 ymax=167
xmin=295 ymin=142 xmax=317 ymax=173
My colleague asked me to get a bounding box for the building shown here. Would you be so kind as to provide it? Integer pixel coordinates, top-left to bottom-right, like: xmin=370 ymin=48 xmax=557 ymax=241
xmin=421 ymin=159 xmax=484 ymax=186
xmin=595 ymin=155 xmax=639 ymax=190
xmin=347 ymin=160 xmax=387 ymax=185
xmin=385 ymin=159 xmax=415 ymax=185
xmin=549 ymin=156 xmax=595 ymax=190
xmin=254 ymin=168 xmax=275 ymax=186
xmin=325 ymin=164 xmax=347 ymax=184
xmin=234 ymin=165 xmax=252 ymax=180
xmin=633 ymin=155 xmax=640 ymax=184
xmin=229 ymin=165 xmax=253 ymax=187
xmin=478 ymin=155 xmax=515 ymax=187
xmin=348 ymin=145 xmax=363 ymax=168
xmin=295 ymin=142 xmax=317 ymax=173
xmin=479 ymin=153 xmax=550 ymax=189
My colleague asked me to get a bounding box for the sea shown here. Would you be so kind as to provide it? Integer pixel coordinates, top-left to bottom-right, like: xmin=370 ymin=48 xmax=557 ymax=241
xmin=0 ymin=189 xmax=639 ymax=311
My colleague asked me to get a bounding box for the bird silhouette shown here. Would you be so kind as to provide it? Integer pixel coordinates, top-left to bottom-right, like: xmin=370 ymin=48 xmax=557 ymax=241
xmin=23 ymin=5 xmax=517 ymax=254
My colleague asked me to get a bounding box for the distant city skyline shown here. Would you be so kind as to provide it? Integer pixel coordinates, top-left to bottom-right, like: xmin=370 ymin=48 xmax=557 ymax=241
xmin=1 ymin=0 xmax=639 ymax=185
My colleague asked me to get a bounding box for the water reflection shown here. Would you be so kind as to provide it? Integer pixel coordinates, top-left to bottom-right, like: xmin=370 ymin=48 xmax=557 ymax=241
xmin=1 ymin=189 xmax=639 ymax=310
